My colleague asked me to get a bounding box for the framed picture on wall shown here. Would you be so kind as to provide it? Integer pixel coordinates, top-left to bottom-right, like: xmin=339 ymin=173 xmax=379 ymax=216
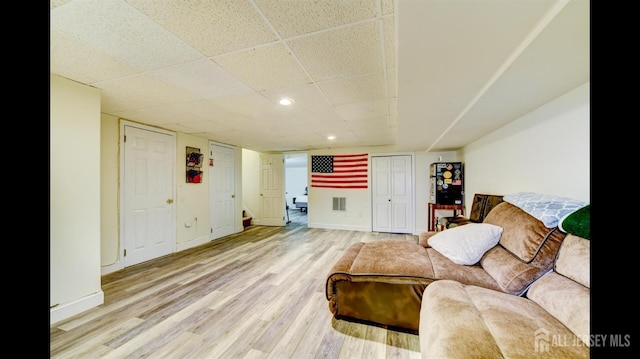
xmin=186 ymin=146 xmax=203 ymax=183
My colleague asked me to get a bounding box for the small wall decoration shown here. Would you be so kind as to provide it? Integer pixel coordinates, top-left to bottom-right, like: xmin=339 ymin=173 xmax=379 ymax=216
xmin=186 ymin=146 xmax=204 ymax=183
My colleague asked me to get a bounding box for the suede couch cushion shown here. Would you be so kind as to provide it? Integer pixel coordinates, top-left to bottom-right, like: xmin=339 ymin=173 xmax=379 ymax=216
xmin=349 ymin=240 xmax=434 ymax=277
xmin=526 ymin=272 xmax=590 ymax=347
xmin=484 ymin=202 xmax=563 ymax=263
xmin=420 ymin=280 xmax=589 ymax=358
xmin=526 ymin=234 xmax=590 ymax=344
xmin=425 ymin=248 xmax=502 ymax=292
xmin=554 ymin=233 xmax=590 ymax=288
xmin=418 ymin=231 xmax=435 ymax=247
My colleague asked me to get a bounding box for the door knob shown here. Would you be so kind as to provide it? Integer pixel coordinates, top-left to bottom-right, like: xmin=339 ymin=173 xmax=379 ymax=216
xmin=167 ymin=199 xmax=174 ymax=204
xmin=231 ymin=194 xmax=235 ymax=198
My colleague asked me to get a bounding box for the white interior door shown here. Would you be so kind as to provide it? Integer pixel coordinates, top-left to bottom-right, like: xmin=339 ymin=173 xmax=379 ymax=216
xmin=259 ymin=153 xmax=285 ymax=226
xmin=372 ymin=157 xmax=392 ymax=232
xmin=372 ymin=155 xmax=413 ymax=233
xmin=122 ymin=124 xmax=176 ymax=267
xmin=210 ymin=143 xmax=236 ymax=240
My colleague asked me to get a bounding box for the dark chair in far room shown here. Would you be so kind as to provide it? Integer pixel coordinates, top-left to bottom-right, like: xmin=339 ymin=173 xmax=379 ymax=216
xmin=438 ymin=193 xmax=503 ymax=230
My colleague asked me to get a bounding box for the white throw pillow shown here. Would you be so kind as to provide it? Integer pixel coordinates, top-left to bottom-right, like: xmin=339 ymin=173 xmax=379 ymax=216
xmin=428 ymin=223 xmax=503 ymax=265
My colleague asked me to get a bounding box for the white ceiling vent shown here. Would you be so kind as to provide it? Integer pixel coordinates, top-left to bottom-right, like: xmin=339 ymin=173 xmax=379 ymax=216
xmin=332 ymin=197 xmax=346 ymax=211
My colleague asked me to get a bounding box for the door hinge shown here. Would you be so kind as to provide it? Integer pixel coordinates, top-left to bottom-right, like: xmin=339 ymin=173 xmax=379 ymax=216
xmin=124 ymin=135 xmax=126 ymax=142
xmin=124 ymin=249 xmax=126 ymax=257
xmin=210 ymin=228 xmax=213 ymax=233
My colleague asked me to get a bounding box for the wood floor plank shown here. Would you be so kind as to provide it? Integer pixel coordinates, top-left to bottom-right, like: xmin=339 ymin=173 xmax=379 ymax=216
xmin=50 ymin=225 xmax=421 ymax=358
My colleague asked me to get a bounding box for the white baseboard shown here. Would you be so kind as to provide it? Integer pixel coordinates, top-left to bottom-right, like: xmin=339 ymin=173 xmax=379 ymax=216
xmin=50 ymin=290 xmax=104 ymax=326
xmin=101 ymin=261 xmax=124 ymax=276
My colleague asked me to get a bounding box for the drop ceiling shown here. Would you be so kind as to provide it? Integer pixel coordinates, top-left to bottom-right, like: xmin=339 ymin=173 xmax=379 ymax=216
xmin=50 ymin=0 xmax=589 ymax=153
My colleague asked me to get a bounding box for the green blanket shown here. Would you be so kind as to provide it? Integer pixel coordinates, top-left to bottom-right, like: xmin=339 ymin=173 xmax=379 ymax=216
xmin=559 ymin=204 xmax=590 ymax=239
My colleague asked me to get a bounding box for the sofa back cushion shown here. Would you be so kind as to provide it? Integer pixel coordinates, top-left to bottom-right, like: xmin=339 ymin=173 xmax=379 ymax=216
xmin=484 ymin=202 xmax=563 ymax=263
xmin=480 ymin=202 xmax=566 ymax=295
xmin=526 ymin=234 xmax=590 ymax=344
xmin=554 ymin=233 xmax=590 ymax=288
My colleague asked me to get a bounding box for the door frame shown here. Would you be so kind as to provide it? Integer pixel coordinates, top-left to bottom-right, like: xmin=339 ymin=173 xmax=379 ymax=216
xmin=370 ymin=152 xmax=415 ymax=234
xmin=118 ymin=120 xmax=177 ymax=270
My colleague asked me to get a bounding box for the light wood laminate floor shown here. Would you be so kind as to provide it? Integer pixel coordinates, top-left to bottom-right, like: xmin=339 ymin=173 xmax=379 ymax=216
xmin=50 ymin=224 xmax=421 ymax=358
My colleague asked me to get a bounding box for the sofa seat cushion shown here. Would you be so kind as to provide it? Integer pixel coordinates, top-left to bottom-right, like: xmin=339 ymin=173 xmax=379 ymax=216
xmin=420 ymin=280 xmax=589 ymax=358
xmin=425 ymin=248 xmax=502 ymax=292
xmin=349 ymin=240 xmax=435 ymax=277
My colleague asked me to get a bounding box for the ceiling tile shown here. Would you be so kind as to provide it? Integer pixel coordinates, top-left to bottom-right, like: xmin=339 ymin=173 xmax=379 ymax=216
xmin=151 ymin=59 xmax=254 ymax=100
xmin=382 ymin=0 xmax=395 ymax=16
xmin=317 ymin=72 xmax=386 ymax=106
xmin=50 ymin=30 xmax=141 ymax=84
xmin=255 ymin=0 xmax=377 ymax=38
xmin=96 ymin=73 xmax=199 ymax=113
xmin=207 ymin=93 xmax=285 ymax=122
xmin=51 ymin=0 xmax=203 ymax=71
xmin=213 ymin=43 xmax=311 ymax=92
xmin=287 ymin=21 xmax=383 ymax=81
xmin=125 ymin=0 xmax=278 ymax=56
xmin=334 ymin=100 xmax=388 ymax=121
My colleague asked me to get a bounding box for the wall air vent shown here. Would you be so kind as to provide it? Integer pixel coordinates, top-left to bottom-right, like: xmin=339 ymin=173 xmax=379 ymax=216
xmin=332 ymin=197 xmax=346 ymax=211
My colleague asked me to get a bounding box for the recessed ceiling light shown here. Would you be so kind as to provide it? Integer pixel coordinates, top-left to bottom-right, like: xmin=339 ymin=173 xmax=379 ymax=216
xmin=279 ymin=98 xmax=293 ymax=106
xmin=327 ymin=135 xmax=336 ymax=140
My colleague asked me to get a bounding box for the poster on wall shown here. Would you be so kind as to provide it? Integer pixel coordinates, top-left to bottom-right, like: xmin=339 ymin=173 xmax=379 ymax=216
xmin=186 ymin=146 xmax=204 ymax=183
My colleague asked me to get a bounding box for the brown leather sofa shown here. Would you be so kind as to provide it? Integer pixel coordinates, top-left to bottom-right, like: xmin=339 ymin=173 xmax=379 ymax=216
xmin=325 ymin=201 xmax=566 ymax=333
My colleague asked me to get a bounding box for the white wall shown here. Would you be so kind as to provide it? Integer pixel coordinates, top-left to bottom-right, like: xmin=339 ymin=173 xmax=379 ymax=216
xmin=285 ymin=166 xmax=307 ymax=208
xmin=50 ymin=74 xmax=104 ymax=324
xmin=100 ymin=114 xmax=119 ymax=267
xmin=176 ymin=134 xmax=210 ymax=248
xmin=461 ymin=82 xmax=590 ymax=207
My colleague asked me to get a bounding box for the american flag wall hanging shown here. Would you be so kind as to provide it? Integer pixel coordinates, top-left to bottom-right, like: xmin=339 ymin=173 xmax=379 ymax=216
xmin=311 ymin=153 xmax=368 ymax=189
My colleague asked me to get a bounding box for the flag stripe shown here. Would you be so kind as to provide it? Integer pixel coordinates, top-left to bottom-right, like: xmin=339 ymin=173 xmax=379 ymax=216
xmin=311 ymin=175 xmax=367 ymax=179
xmin=312 ymin=184 xmax=368 ymax=189
xmin=311 ymin=179 xmax=367 ymax=183
xmin=311 ymin=154 xmax=368 ymax=189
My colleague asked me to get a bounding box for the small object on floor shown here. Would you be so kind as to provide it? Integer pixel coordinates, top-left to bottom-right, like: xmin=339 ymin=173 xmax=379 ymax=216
xmin=242 ymin=210 xmax=252 ymax=228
